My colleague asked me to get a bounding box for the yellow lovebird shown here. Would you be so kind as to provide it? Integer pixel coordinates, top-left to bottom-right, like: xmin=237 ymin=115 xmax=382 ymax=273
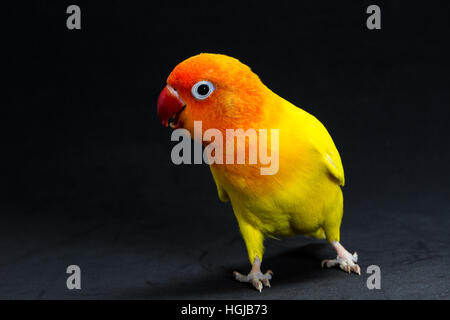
xmin=157 ymin=53 xmax=360 ymax=292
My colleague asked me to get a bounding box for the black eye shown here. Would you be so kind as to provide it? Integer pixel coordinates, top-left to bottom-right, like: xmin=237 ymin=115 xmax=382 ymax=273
xmin=191 ymin=80 xmax=215 ymax=100
xmin=197 ymin=84 xmax=210 ymax=96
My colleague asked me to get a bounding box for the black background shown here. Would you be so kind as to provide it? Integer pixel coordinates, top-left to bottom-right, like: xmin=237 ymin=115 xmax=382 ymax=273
xmin=2 ymin=1 xmax=449 ymax=299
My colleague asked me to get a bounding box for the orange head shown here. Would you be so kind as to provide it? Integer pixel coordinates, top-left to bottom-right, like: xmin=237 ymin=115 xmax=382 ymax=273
xmin=157 ymin=53 xmax=268 ymax=135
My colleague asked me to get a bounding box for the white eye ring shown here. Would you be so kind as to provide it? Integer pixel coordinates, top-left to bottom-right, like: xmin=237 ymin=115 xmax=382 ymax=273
xmin=191 ymin=80 xmax=215 ymax=100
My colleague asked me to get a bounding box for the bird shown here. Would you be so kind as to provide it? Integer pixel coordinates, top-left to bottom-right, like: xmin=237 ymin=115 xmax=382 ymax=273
xmin=156 ymin=53 xmax=360 ymax=292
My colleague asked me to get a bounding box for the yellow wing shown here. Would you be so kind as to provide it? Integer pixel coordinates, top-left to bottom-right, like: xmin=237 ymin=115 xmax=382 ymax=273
xmin=281 ymin=101 xmax=345 ymax=187
xmin=306 ymin=113 xmax=345 ymax=187
xmin=324 ymin=150 xmax=345 ymax=186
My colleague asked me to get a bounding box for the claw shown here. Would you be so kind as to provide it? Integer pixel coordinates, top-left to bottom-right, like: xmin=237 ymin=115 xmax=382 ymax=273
xmin=254 ymin=280 xmax=263 ymax=292
xmin=233 ymin=271 xmax=248 ymax=282
xmin=262 ymin=278 xmax=271 ymax=287
xmin=354 ymin=264 xmax=361 ymax=275
xmin=252 ymin=278 xmax=263 ymax=293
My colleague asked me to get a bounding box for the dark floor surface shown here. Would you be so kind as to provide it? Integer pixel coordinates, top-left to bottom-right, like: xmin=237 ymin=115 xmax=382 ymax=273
xmin=1 ymin=184 xmax=448 ymax=299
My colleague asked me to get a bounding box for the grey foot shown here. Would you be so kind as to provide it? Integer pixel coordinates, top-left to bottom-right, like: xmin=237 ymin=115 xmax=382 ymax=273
xmin=233 ymin=256 xmax=273 ymax=292
xmin=233 ymin=269 xmax=273 ymax=292
xmin=322 ymin=251 xmax=361 ymax=275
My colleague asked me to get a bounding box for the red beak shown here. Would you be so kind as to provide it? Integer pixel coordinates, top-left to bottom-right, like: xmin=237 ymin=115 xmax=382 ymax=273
xmin=157 ymin=85 xmax=185 ymax=127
